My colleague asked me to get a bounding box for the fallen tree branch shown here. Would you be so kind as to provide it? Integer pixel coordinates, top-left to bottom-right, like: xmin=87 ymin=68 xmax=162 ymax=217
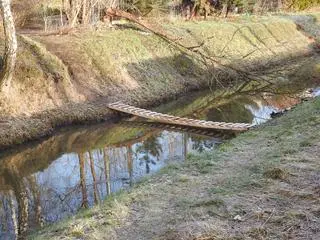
xmin=105 ymin=8 xmax=272 ymax=84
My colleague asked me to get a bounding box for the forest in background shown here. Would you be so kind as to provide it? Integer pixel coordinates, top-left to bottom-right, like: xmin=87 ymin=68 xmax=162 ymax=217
xmin=12 ymin=0 xmax=320 ymax=30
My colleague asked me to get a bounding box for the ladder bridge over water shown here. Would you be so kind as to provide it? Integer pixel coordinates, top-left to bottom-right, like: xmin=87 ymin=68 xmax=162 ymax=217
xmin=108 ymin=102 xmax=252 ymax=131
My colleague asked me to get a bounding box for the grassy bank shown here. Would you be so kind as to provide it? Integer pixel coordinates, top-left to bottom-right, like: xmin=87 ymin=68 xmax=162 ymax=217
xmin=30 ymin=95 xmax=320 ymax=239
xmin=0 ymin=14 xmax=317 ymax=149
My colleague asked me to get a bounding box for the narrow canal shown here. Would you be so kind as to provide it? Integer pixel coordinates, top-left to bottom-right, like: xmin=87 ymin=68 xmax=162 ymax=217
xmin=0 ymin=68 xmax=319 ymax=239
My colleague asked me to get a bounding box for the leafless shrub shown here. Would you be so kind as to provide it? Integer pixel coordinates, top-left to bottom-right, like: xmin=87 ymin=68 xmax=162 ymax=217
xmin=12 ymin=0 xmax=44 ymax=27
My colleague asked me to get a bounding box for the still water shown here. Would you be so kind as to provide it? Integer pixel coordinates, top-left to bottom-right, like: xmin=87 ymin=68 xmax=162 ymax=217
xmin=0 ymin=79 xmax=319 ymax=239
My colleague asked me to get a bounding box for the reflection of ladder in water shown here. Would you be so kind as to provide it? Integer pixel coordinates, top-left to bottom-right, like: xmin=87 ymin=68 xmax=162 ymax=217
xmin=118 ymin=121 xmax=233 ymax=139
xmin=108 ymin=102 xmax=252 ymax=131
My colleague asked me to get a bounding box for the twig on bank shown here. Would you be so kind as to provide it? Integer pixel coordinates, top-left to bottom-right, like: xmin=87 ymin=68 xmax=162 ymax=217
xmin=261 ymin=208 xmax=275 ymax=228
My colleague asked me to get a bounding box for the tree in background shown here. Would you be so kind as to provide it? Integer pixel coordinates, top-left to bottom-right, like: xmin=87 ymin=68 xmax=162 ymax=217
xmin=62 ymin=0 xmax=121 ymax=26
xmin=12 ymin=0 xmax=44 ymax=27
xmin=0 ymin=0 xmax=17 ymax=93
xmin=287 ymin=0 xmax=320 ymax=10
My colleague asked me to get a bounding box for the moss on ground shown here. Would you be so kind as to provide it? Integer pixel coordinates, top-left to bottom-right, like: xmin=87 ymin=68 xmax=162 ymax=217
xmin=30 ymin=95 xmax=320 ymax=239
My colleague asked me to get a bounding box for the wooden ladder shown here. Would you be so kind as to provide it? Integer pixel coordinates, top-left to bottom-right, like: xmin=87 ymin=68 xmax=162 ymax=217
xmin=108 ymin=102 xmax=252 ymax=131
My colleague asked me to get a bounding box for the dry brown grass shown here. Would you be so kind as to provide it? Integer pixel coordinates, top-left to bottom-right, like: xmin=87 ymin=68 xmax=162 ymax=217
xmin=263 ymin=168 xmax=289 ymax=180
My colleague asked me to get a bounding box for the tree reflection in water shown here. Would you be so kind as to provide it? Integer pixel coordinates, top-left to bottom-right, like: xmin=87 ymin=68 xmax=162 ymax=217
xmin=78 ymin=153 xmax=89 ymax=209
xmin=89 ymin=151 xmax=100 ymax=205
xmin=103 ymin=148 xmax=111 ymax=195
xmin=207 ymin=99 xmax=257 ymax=123
xmin=191 ymin=136 xmax=217 ymax=153
xmin=27 ymin=176 xmax=44 ymax=227
xmin=135 ymin=135 xmax=163 ymax=174
xmin=3 ymin=168 xmax=29 ymax=239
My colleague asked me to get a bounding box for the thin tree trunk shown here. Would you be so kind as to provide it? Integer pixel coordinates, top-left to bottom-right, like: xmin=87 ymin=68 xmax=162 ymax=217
xmin=27 ymin=176 xmax=44 ymax=227
xmin=73 ymin=0 xmax=83 ymax=26
xmin=183 ymin=133 xmax=188 ymax=161
xmin=278 ymin=0 xmax=283 ymax=10
xmin=79 ymin=153 xmax=89 ymax=208
xmin=0 ymin=0 xmax=17 ymax=92
xmin=60 ymin=0 xmax=64 ymax=27
xmin=103 ymin=148 xmax=111 ymax=195
xmin=97 ymin=2 xmax=101 ymax=22
xmin=146 ymin=160 xmax=150 ymax=174
xmin=65 ymin=0 xmax=82 ymax=26
xmin=0 ymin=197 xmax=8 ymax=236
xmin=222 ymin=3 xmax=230 ymax=18
xmin=5 ymin=168 xmax=28 ymax=240
xmin=89 ymin=151 xmax=100 ymax=204
xmin=126 ymin=145 xmax=133 ymax=187
xmin=8 ymin=190 xmax=18 ymax=239
xmin=82 ymin=0 xmax=88 ymax=24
